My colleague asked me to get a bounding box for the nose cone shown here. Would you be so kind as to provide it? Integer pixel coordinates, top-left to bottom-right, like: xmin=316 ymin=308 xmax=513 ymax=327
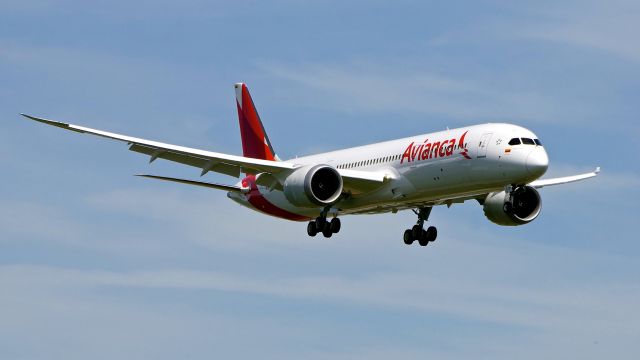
xmin=526 ymin=147 xmax=549 ymax=177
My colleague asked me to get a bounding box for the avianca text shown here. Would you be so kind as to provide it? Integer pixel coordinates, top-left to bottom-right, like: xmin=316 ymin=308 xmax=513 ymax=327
xmin=401 ymin=131 xmax=469 ymax=164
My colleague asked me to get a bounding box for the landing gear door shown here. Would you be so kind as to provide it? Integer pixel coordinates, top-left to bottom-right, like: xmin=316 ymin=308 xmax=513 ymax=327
xmin=477 ymin=133 xmax=492 ymax=158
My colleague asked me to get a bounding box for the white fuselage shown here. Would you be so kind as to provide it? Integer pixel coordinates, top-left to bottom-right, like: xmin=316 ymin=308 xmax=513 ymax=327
xmin=229 ymin=123 xmax=549 ymax=220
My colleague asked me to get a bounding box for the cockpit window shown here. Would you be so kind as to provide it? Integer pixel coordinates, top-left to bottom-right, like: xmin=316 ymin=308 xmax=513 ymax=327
xmin=508 ymin=138 xmax=521 ymax=146
xmin=521 ymin=138 xmax=535 ymax=145
xmin=534 ymin=139 xmax=542 ymax=146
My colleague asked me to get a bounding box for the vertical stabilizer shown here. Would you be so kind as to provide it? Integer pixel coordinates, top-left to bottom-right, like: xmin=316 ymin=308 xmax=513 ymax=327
xmin=235 ymin=83 xmax=279 ymax=161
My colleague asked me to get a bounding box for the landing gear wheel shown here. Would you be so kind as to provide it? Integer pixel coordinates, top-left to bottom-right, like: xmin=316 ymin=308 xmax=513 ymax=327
xmin=307 ymin=221 xmax=318 ymax=237
xmin=315 ymin=217 xmax=327 ymax=232
xmin=418 ymin=230 xmax=429 ymax=247
xmin=426 ymin=226 xmax=437 ymax=242
xmin=404 ymin=206 xmax=437 ymax=247
xmin=403 ymin=229 xmax=414 ymax=245
xmin=411 ymin=225 xmax=422 ymax=239
xmin=330 ymin=218 xmax=341 ymax=233
xmin=322 ymin=225 xmax=333 ymax=238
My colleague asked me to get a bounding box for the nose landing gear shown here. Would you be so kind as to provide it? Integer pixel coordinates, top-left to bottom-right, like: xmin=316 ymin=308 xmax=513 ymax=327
xmin=403 ymin=207 xmax=437 ymax=246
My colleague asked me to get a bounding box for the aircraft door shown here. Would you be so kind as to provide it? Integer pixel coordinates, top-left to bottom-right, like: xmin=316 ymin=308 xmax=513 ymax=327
xmin=477 ymin=133 xmax=492 ymax=158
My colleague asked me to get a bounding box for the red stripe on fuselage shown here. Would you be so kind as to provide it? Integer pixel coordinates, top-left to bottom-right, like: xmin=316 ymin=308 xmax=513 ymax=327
xmin=242 ymin=175 xmax=310 ymax=222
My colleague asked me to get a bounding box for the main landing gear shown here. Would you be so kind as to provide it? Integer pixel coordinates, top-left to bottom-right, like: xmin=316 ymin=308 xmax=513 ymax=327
xmin=403 ymin=207 xmax=437 ymax=246
xmin=307 ymin=210 xmax=341 ymax=238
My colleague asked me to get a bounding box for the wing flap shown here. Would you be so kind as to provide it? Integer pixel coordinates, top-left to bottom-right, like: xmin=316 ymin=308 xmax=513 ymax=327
xmin=128 ymin=144 xmax=241 ymax=178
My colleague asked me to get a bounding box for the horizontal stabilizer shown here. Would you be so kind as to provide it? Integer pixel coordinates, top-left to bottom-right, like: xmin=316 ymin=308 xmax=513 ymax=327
xmin=136 ymin=174 xmax=248 ymax=193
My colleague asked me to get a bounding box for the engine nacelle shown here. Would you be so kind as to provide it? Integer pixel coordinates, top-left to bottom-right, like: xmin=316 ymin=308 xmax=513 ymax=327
xmin=282 ymin=165 xmax=343 ymax=208
xmin=483 ymin=186 xmax=542 ymax=226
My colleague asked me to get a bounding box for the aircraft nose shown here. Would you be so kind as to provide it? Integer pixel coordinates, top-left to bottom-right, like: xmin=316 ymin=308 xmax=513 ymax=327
xmin=526 ymin=147 xmax=549 ymax=177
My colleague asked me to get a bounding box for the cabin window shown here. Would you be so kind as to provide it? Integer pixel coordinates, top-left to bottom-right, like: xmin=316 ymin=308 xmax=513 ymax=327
xmin=522 ymin=138 xmax=535 ymax=145
xmin=508 ymin=138 xmax=521 ymax=146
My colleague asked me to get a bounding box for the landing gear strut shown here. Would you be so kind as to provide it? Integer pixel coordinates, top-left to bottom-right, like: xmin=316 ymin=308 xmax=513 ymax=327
xmin=307 ymin=209 xmax=341 ymax=238
xmin=403 ymin=207 xmax=437 ymax=246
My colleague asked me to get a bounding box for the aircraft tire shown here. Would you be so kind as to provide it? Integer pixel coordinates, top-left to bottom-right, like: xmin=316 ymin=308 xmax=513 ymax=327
xmin=403 ymin=229 xmax=414 ymax=245
xmin=315 ymin=217 xmax=327 ymax=232
xmin=322 ymin=226 xmax=333 ymax=238
xmin=418 ymin=230 xmax=429 ymax=246
xmin=307 ymin=221 xmax=318 ymax=237
xmin=426 ymin=226 xmax=438 ymax=242
xmin=412 ymin=225 xmax=422 ymax=239
xmin=330 ymin=218 xmax=341 ymax=233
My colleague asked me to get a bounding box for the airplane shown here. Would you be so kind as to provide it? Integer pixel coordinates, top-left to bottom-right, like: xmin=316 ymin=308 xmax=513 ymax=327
xmin=21 ymin=83 xmax=600 ymax=247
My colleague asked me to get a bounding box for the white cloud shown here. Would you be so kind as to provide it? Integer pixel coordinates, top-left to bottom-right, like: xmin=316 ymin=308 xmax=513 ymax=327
xmin=261 ymin=62 xmax=554 ymax=122
xmin=0 ymin=202 xmax=87 ymax=243
xmin=523 ymin=0 xmax=640 ymax=64
xmin=0 ymin=0 xmax=230 ymax=20
xmin=2 ymin=171 xmax=637 ymax=359
xmin=2 ymin=261 xmax=638 ymax=341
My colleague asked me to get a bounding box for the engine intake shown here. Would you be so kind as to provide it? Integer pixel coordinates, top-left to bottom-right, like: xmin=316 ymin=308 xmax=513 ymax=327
xmin=283 ymin=165 xmax=343 ymax=208
xmin=483 ymin=186 xmax=542 ymax=226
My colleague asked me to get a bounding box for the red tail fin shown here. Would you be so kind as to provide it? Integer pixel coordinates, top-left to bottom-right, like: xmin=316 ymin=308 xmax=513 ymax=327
xmin=235 ymin=83 xmax=278 ymax=161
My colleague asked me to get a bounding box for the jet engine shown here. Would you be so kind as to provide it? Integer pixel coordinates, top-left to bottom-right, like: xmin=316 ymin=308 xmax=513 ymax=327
xmin=483 ymin=186 xmax=542 ymax=226
xmin=283 ymin=165 xmax=343 ymax=208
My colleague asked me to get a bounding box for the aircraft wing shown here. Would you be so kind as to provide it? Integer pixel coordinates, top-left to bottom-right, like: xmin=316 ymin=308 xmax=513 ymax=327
xmin=529 ymin=167 xmax=600 ymax=189
xmin=21 ymin=114 xmax=387 ymax=193
xmin=21 ymin=114 xmax=297 ymax=178
xmin=337 ymin=168 xmax=388 ymax=193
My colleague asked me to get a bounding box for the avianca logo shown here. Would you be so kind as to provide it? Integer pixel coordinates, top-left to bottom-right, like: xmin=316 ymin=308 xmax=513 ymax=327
xmin=401 ymin=131 xmax=470 ymax=164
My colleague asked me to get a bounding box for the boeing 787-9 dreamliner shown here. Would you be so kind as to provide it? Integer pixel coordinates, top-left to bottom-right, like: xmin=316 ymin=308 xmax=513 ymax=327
xmin=22 ymin=83 xmax=599 ymax=246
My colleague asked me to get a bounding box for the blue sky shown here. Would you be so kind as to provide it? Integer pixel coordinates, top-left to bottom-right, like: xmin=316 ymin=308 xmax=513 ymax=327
xmin=1 ymin=0 xmax=639 ymax=358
